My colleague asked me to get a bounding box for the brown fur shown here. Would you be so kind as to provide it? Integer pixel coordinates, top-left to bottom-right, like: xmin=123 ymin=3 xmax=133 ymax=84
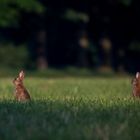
xmin=13 ymin=71 xmax=31 ymax=101
xmin=132 ymin=72 xmax=140 ymax=97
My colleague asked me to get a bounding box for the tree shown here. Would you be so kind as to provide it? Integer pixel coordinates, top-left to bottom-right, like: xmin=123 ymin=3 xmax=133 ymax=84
xmin=0 ymin=0 xmax=44 ymax=27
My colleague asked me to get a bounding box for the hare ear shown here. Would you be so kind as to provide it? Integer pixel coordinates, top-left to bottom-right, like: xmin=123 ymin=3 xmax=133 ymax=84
xmin=19 ymin=70 xmax=25 ymax=80
xmin=136 ymin=72 xmax=140 ymax=79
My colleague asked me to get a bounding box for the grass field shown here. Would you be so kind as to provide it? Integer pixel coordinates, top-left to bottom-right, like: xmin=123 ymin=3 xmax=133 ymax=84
xmin=0 ymin=76 xmax=140 ymax=140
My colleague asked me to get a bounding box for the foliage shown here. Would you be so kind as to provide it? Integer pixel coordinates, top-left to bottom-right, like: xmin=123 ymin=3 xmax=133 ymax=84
xmin=120 ymin=0 xmax=132 ymax=6
xmin=129 ymin=41 xmax=140 ymax=51
xmin=63 ymin=9 xmax=89 ymax=23
xmin=0 ymin=77 xmax=140 ymax=140
xmin=0 ymin=0 xmax=44 ymax=27
xmin=0 ymin=44 xmax=29 ymax=68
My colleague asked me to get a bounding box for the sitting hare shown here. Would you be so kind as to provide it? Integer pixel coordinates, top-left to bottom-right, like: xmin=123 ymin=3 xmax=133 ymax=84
xmin=13 ymin=70 xmax=31 ymax=101
xmin=132 ymin=72 xmax=140 ymax=97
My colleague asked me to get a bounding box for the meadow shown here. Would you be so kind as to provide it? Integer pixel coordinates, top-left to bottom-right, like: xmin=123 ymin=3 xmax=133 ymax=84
xmin=0 ymin=75 xmax=140 ymax=140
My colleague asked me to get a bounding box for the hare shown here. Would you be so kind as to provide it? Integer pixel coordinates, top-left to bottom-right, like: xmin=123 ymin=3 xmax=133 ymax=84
xmin=132 ymin=72 xmax=140 ymax=97
xmin=13 ymin=70 xmax=31 ymax=101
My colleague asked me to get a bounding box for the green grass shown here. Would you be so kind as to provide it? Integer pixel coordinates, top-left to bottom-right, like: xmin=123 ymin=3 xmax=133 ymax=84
xmin=0 ymin=77 xmax=139 ymax=140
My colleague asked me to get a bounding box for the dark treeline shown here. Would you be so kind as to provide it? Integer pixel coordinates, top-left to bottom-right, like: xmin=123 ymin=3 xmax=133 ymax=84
xmin=0 ymin=0 xmax=140 ymax=73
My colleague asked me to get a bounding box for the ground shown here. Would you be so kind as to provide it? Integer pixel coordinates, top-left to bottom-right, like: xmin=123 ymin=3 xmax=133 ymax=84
xmin=0 ymin=76 xmax=140 ymax=140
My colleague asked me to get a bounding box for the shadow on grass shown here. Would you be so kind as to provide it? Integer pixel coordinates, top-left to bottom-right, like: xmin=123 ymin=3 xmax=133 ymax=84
xmin=0 ymin=98 xmax=140 ymax=140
